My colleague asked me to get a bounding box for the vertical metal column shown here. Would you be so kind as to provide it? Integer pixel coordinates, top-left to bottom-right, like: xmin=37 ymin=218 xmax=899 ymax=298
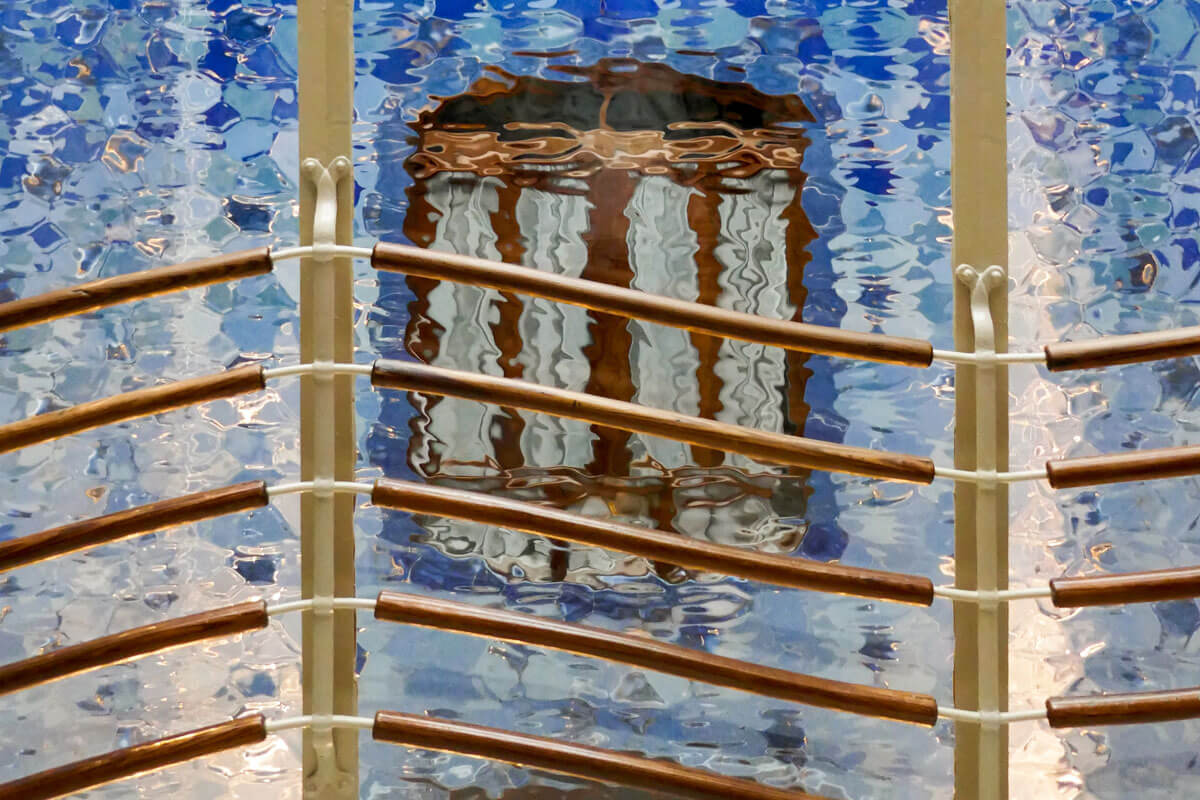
xmin=950 ymin=0 xmax=1010 ymax=797
xmin=298 ymin=1 xmax=357 ymax=797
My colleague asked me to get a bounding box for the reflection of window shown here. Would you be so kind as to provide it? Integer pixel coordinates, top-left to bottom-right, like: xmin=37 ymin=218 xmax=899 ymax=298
xmin=407 ymin=60 xmax=812 ymax=182
xmin=397 ymin=60 xmax=825 ymax=584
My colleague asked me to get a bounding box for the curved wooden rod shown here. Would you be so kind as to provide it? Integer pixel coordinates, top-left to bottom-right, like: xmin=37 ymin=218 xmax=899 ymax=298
xmin=0 ymin=600 xmax=268 ymax=697
xmin=1044 ymin=326 xmax=1200 ymax=371
xmin=0 ymin=248 xmax=273 ymax=334
xmin=370 ymin=479 xmax=935 ymax=605
xmin=372 ymin=242 xmax=934 ymax=368
xmin=371 ymin=360 xmax=935 ymax=484
xmin=375 ymin=591 xmax=937 ymax=724
xmin=1046 ymin=445 xmax=1200 ymax=488
xmin=0 ymin=364 xmax=266 ymax=455
xmin=1051 ymin=566 xmax=1200 ymax=607
xmin=372 ymin=710 xmax=825 ymax=800
xmin=0 ymin=715 xmax=266 ymax=800
xmin=0 ymin=481 xmax=269 ymax=572
xmin=1047 ymin=687 xmax=1200 ymax=728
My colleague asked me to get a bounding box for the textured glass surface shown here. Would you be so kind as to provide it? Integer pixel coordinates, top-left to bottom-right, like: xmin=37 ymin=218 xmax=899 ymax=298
xmin=1009 ymin=1 xmax=1200 ymax=797
xmin=12 ymin=0 xmax=1168 ymax=797
xmin=352 ymin=2 xmax=956 ymax=798
xmin=0 ymin=1 xmax=303 ymax=796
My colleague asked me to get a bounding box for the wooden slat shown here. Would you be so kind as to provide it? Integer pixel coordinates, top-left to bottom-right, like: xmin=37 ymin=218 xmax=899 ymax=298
xmin=0 ymin=249 xmax=273 ymax=334
xmin=1050 ymin=566 xmax=1200 ymax=607
xmin=1046 ymin=445 xmax=1200 ymax=488
xmin=0 ymin=715 xmax=267 ymax=800
xmin=0 ymin=481 xmax=269 ymax=572
xmin=370 ymin=360 xmax=935 ymax=484
xmin=0 ymin=600 xmax=268 ymax=696
xmin=1046 ymin=688 xmax=1200 ymax=728
xmin=374 ymin=591 xmax=938 ymax=724
xmin=370 ymin=479 xmax=935 ymax=605
xmin=1044 ymin=327 xmax=1200 ymax=371
xmin=0 ymin=364 xmax=266 ymax=455
xmin=372 ymin=242 xmax=933 ymax=367
xmin=372 ymin=711 xmax=825 ymax=800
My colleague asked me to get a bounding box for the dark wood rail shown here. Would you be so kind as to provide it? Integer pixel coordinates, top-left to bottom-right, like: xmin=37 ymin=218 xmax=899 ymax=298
xmin=0 ymin=715 xmax=266 ymax=800
xmin=1051 ymin=566 xmax=1200 ymax=607
xmin=371 ymin=479 xmax=935 ymax=605
xmin=1046 ymin=445 xmax=1200 ymax=488
xmin=0 ymin=248 xmax=273 ymax=334
xmin=0 ymin=364 xmax=266 ymax=455
xmin=1044 ymin=327 xmax=1200 ymax=371
xmin=0 ymin=481 xmax=269 ymax=572
xmin=372 ymin=242 xmax=933 ymax=368
xmin=0 ymin=600 xmax=268 ymax=696
xmin=372 ymin=711 xmax=824 ymax=800
xmin=371 ymin=360 xmax=935 ymax=484
xmin=374 ymin=591 xmax=938 ymax=724
xmin=1047 ymin=688 xmax=1200 ymax=728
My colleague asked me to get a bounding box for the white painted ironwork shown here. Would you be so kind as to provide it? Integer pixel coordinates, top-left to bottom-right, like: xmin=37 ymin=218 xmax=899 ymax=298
xmin=301 ymin=156 xmax=355 ymax=797
xmin=267 ymin=715 xmax=375 ymax=735
xmin=957 ymin=264 xmax=1010 ymax=800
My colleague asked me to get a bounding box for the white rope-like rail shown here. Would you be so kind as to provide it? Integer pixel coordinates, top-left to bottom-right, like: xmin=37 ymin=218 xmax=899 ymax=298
xmin=265 ymin=714 xmax=375 ymax=734
xmin=8 ymin=239 xmax=1191 ymax=374
xmin=936 ymin=706 xmax=1047 ymax=725
xmin=266 ymin=245 xmax=1057 ymax=368
xmin=260 ymin=681 xmax=1049 ymax=731
xmin=267 ymin=597 xmax=378 ymax=617
xmin=264 ymin=359 xmax=1055 ymax=486
xmin=932 ymin=348 xmax=1047 ymax=365
xmin=263 ymin=362 xmax=374 ymax=380
xmin=269 ymin=244 xmax=373 ymax=264
xmin=261 ymin=481 xmax=1061 ymax=609
xmin=933 ymin=466 xmax=1049 ymax=484
xmin=266 ymin=480 xmax=374 ymax=498
xmin=263 ymin=709 xmax=1050 ymax=735
xmin=265 ymin=709 xmax=1050 ymax=733
xmin=259 ymin=481 xmax=1073 ymax=613
xmin=933 ymin=585 xmax=1053 ymax=603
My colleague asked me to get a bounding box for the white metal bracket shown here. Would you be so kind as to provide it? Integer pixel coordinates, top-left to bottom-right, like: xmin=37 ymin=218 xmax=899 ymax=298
xmin=956 ymin=263 xmax=1008 ymax=800
xmin=305 ymin=157 xmax=352 ymax=263
xmin=300 ymin=156 xmax=355 ymax=797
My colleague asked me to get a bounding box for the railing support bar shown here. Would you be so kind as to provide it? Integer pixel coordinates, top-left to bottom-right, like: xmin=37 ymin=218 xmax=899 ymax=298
xmin=298 ymin=2 xmax=357 ymax=798
xmin=301 ymin=157 xmax=356 ymax=797
xmin=950 ymin=0 xmax=1010 ymax=795
xmin=958 ymin=265 xmax=1009 ymax=799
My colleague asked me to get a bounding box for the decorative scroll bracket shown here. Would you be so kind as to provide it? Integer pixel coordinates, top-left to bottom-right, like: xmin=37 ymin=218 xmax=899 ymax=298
xmin=303 ymin=157 xmax=352 ymax=264
xmin=300 ymin=156 xmax=356 ymax=798
xmin=959 ymin=266 xmax=1005 ymax=359
xmin=955 ymin=263 xmax=1009 ymax=800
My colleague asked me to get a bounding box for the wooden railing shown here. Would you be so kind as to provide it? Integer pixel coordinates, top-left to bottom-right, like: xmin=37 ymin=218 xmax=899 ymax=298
xmin=0 ymin=482 xmax=269 ymax=572
xmin=0 ymin=249 xmax=273 ymax=334
xmin=9 ymin=244 xmax=1200 ymax=371
xmin=370 ymin=360 xmax=938 ymax=483
xmin=8 ymin=242 xmax=1200 ymax=797
xmin=0 ymin=716 xmax=269 ymax=800
xmin=370 ymin=711 xmax=827 ymax=800
xmin=370 ymin=478 xmax=936 ymax=604
xmin=0 ymin=365 xmax=266 ymax=455
xmin=0 ymin=601 xmax=268 ymax=696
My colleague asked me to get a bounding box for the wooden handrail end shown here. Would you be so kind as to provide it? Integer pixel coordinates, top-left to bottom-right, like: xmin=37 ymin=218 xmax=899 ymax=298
xmin=0 ymin=715 xmax=266 ymax=799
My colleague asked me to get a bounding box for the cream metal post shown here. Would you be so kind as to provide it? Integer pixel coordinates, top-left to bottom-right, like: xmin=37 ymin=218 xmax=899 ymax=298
xmin=298 ymin=0 xmax=358 ymax=796
xmin=950 ymin=0 xmax=1010 ymax=796
xmin=958 ymin=265 xmax=1009 ymax=800
xmin=301 ymin=157 xmax=355 ymax=797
